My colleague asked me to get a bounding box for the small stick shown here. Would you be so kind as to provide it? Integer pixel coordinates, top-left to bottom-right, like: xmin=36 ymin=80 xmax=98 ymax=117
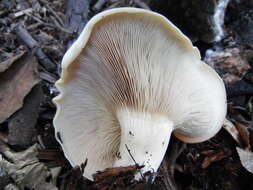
xmin=38 ymin=0 xmax=64 ymax=26
xmin=13 ymin=24 xmax=56 ymax=71
xmin=125 ymin=144 xmax=137 ymax=164
xmin=27 ymin=22 xmax=43 ymax=30
xmin=133 ymin=0 xmax=150 ymax=10
xmin=92 ymin=0 xmax=106 ymax=12
xmin=106 ymin=2 xmax=122 ymax=9
xmin=13 ymin=8 xmax=33 ymax=18
xmin=125 ymin=144 xmax=145 ymax=179
xmin=26 ymin=13 xmax=72 ymax=34
xmin=49 ymin=15 xmax=72 ymax=34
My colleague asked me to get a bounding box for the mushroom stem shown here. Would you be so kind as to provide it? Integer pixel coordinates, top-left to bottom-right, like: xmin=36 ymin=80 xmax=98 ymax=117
xmin=115 ymin=108 xmax=174 ymax=178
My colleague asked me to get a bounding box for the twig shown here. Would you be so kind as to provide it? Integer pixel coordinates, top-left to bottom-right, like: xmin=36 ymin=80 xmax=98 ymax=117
xmin=92 ymin=0 xmax=107 ymax=12
xmin=27 ymin=22 xmax=43 ymax=30
xmin=125 ymin=144 xmax=145 ymax=179
xmin=106 ymin=1 xmax=122 ymax=9
xmin=26 ymin=13 xmax=72 ymax=34
xmin=80 ymin=158 xmax=88 ymax=174
xmin=37 ymin=135 xmax=46 ymax=149
xmin=49 ymin=15 xmax=72 ymax=34
xmin=13 ymin=24 xmax=56 ymax=71
xmin=39 ymin=71 xmax=57 ymax=83
xmin=13 ymin=8 xmax=33 ymax=18
xmin=125 ymin=144 xmax=137 ymax=164
xmin=38 ymin=0 xmax=64 ymax=26
xmin=133 ymin=0 xmax=150 ymax=10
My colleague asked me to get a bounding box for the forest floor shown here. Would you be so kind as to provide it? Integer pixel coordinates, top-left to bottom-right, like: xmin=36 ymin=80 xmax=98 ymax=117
xmin=0 ymin=0 xmax=253 ymax=190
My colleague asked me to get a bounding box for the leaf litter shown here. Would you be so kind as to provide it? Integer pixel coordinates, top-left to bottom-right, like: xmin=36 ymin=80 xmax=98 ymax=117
xmin=0 ymin=0 xmax=253 ymax=189
xmin=0 ymin=143 xmax=59 ymax=190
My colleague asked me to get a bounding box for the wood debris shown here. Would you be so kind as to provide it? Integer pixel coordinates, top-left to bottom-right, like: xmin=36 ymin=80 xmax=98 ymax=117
xmin=13 ymin=24 xmax=56 ymax=71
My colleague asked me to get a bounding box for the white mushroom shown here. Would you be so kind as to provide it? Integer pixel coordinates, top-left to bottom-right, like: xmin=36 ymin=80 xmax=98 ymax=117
xmin=53 ymin=7 xmax=227 ymax=180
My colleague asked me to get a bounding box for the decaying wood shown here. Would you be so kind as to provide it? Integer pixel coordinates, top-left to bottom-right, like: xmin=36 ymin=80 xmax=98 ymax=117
xmin=93 ymin=165 xmax=143 ymax=182
xmin=13 ymin=24 xmax=56 ymax=71
xmin=92 ymin=165 xmax=143 ymax=190
xmin=59 ymin=159 xmax=88 ymax=190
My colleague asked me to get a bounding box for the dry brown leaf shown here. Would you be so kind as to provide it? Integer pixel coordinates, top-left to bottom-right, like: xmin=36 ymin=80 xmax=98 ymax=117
xmin=0 ymin=53 xmax=39 ymax=123
xmin=223 ymin=119 xmax=242 ymax=146
xmin=223 ymin=119 xmax=251 ymax=150
xmin=0 ymin=51 xmax=25 ymax=73
xmin=234 ymin=121 xmax=251 ymax=150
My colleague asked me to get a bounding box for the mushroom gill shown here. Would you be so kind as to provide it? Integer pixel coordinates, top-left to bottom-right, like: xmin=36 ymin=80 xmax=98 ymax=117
xmin=53 ymin=8 xmax=227 ymax=180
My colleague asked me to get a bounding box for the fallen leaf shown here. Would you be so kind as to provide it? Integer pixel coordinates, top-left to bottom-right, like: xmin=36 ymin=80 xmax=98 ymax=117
xmin=223 ymin=119 xmax=242 ymax=146
xmin=236 ymin=147 xmax=253 ymax=174
xmin=223 ymin=119 xmax=251 ymax=149
xmin=0 ymin=143 xmax=59 ymax=190
xmin=0 ymin=53 xmax=39 ymax=123
xmin=235 ymin=122 xmax=251 ymax=150
xmin=0 ymin=51 xmax=25 ymax=73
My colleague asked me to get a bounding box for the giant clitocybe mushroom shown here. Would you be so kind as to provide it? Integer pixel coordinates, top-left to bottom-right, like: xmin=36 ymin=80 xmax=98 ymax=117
xmin=53 ymin=8 xmax=227 ymax=180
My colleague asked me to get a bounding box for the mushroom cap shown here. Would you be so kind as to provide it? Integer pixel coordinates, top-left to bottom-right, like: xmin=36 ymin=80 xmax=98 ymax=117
xmin=53 ymin=8 xmax=227 ymax=180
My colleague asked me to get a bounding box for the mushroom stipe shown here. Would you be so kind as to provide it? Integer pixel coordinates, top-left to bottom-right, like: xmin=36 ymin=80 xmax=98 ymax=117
xmin=53 ymin=7 xmax=227 ymax=180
